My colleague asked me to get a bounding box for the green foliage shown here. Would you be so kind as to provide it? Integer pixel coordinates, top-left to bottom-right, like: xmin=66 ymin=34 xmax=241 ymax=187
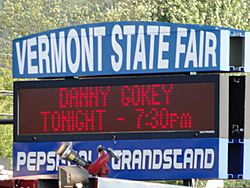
xmin=158 ymin=0 xmax=250 ymax=30
xmin=0 ymin=59 xmax=12 ymax=160
xmin=0 ymin=0 xmax=249 ymax=175
xmin=0 ymin=124 xmax=13 ymax=158
xmin=1 ymin=0 xmax=249 ymax=41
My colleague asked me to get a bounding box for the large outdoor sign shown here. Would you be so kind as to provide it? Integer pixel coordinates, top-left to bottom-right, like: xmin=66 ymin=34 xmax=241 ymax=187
xmin=13 ymin=21 xmax=250 ymax=180
xmin=14 ymin=74 xmax=229 ymax=142
xmin=12 ymin=21 xmax=231 ymax=78
xmin=13 ymin=138 xmax=228 ymax=179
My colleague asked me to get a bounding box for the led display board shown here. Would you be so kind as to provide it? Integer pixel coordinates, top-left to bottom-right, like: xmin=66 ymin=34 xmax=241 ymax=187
xmin=14 ymin=74 xmax=224 ymax=142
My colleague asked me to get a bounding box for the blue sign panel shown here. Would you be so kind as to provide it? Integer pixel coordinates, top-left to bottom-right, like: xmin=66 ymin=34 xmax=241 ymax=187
xmin=12 ymin=21 xmax=231 ymax=78
xmin=245 ymin=32 xmax=250 ymax=72
xmin=13 ymin=138 xmax=228 ymax=179
xmin=244 ymin=140 xmax=250 ymax=179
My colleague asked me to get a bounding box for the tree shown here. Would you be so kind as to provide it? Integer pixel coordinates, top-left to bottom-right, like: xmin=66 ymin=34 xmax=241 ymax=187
xmin=158 ymin=0 xmax=250 ymax=30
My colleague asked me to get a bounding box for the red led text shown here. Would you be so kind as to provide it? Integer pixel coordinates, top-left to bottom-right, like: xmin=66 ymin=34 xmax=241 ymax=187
xmin=136 ymin=108 xmax=192 ymax=130
xmin=37 ymin=83 xmax=195 ymax=134
xmin=41 ymin=110 xmax=105 ymax=133
xmin=59 ymin=86 xmax=111 ymax=108
xmin=121 ymin=84 xmax=174 ymax=106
